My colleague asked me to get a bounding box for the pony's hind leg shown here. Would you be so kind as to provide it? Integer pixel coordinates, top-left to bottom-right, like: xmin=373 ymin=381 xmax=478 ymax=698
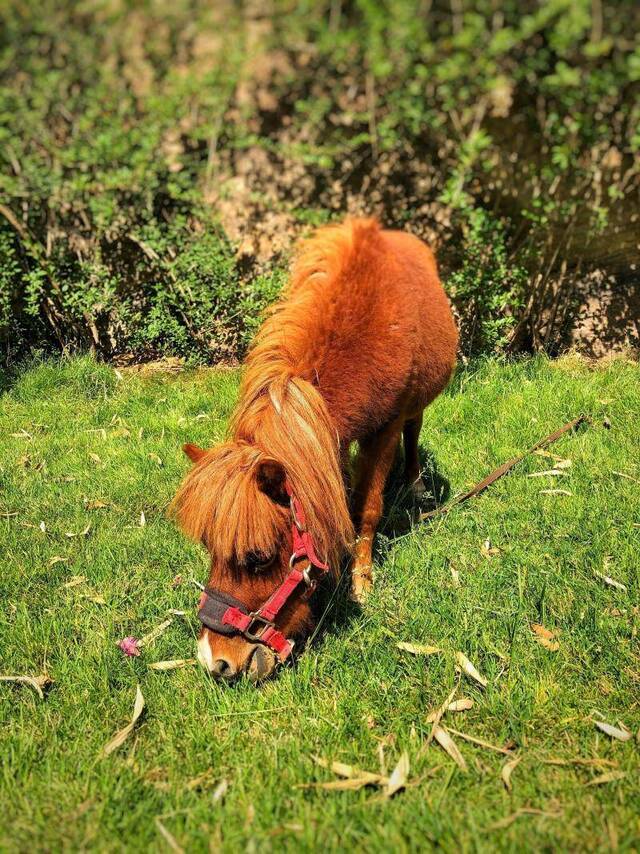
xmin=403 ymin=411 xmax=426 ymax=499
xmin=350 ymin=418 xmax=404 ymax=603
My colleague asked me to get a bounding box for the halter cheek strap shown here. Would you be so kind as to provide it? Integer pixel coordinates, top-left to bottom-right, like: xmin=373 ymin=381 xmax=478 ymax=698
xmin=196 ymin=481 xmax=329 ymax=662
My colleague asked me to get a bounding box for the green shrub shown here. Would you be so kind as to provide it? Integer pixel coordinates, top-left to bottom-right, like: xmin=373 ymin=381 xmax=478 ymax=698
xmin=1 ymin=0 xmax=637 ymax=364
xmin=447 ymin=208 xmax=527 ymax=356
xmin=0 ymin=1 xmax=284 ymax=365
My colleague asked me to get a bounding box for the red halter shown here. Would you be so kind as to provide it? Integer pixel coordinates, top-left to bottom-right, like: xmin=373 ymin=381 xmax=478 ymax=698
xmin=196 ymin=481 xmax=329 ymax=662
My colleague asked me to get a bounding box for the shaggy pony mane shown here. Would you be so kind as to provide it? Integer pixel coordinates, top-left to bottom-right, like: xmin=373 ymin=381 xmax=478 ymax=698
xmin=171 ymin=221 xmax=386 ymax=568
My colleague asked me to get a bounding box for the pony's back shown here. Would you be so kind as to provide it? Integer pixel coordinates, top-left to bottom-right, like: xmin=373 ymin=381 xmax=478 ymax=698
xmin=267 ymin=218 xmax=457 ymax=441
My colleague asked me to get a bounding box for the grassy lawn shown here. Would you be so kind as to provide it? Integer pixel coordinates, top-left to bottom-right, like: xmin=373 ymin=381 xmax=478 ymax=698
xmin=1 ymin=354 xmax=639 ymax=851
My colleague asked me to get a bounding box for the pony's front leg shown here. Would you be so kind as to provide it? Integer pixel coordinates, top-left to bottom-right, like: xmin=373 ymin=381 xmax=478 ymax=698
xmin=350 ymin=418 xmax=404 ymax=603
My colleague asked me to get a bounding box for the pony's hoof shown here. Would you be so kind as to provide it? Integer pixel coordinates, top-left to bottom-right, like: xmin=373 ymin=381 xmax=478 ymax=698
xmin=351 ymin=567 xmax=373 ymax=604
xmin=409 ymin=476 xmax=427 ymax=501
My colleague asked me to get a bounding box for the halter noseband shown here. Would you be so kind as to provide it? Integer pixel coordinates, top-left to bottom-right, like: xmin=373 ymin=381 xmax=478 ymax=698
xmin=196 ymin=481 xmax=329 ymax=662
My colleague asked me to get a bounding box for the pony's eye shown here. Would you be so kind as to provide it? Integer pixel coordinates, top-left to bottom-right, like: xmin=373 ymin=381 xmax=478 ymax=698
xmin=245 ymin=551 xmax=276 ymax=571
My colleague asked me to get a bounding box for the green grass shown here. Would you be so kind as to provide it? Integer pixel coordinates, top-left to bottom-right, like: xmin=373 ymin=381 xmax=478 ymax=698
xmin=1 ymin=354 xmax=639 ymax=852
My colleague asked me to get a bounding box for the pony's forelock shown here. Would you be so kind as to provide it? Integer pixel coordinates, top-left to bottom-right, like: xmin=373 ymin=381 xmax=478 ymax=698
xmin=171 ymin=443 xmax=288 ymax=564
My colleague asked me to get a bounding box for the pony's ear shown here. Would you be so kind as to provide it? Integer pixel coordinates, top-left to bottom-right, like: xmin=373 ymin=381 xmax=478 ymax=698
xmin=183 ymin=443 xmax=207 ymax=464
xmin=256 ymin=459 xmax=288 ymax=505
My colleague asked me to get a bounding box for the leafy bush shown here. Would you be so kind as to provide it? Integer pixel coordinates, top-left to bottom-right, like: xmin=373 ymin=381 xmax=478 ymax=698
xmin=0 ymin=1 xmax=282 ymax=364
xmin=1 ymin=0 xmax=637 ymax=364
xmin=448 ymin=208 xmax=527 ymax=356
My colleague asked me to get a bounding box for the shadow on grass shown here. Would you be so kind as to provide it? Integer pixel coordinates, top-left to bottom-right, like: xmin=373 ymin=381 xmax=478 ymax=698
xmin=378 ymin=442 xmax=451 ymax=538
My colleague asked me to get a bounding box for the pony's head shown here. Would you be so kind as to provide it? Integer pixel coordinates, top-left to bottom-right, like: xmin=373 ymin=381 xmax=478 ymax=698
xmin=172 ymin=395 xmax=353 ymax=682
xmin=172 ymin=270 xmax=355 ymax=682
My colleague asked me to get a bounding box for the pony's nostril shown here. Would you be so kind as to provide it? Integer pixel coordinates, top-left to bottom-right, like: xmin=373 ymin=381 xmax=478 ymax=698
xmin=211 ymin=658 xmax=235 ymax=680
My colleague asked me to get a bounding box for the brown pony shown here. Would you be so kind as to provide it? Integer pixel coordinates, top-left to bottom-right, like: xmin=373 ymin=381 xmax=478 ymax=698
xmin=172 ymin=218 xmax=458 ymax=681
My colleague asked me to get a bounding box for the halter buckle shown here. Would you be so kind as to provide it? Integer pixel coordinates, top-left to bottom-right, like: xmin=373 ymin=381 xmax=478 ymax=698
xmin=244 ymin=611 xmax=276 ymax=643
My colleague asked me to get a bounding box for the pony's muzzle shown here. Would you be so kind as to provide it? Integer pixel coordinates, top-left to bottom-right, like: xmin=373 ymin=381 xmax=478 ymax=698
xmin=197 ymin=629 xmax=277 ymax=683
xmin=210 ymin=657 xmax=236 ymax=681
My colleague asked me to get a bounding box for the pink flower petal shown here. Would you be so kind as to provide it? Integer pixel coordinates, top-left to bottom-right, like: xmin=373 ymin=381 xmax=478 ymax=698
xmin=118 ymin=636 xmax=141 ymax=657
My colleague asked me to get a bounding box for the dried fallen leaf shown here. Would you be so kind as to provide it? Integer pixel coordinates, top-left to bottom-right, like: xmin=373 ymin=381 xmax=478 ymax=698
xmin=211 ymin=779 xmax=228 ymax=804
xmin=594 ymin=720 xmax=632 ymax=742
xmin=49 ymin=556 xmax=68 ymax=566
xmin=11 ymin=429 xmax=33 ymax=439
xmin=89 ymin=453 xmax=102 ymax=465
xmin=450 ymin=566 xmax=461 ymax=587
xmin=554 ymin=459 xmax=572 ymax=470
xmin=185 ymin=769 xmax=212 ymax=790
xmin=308 ymin=777 xmax=381 ymax=791
xmin=455 ymin=652 xmax=488 ymax=687
xmin=140 ymin=618 xmax=173 ymax=647
xmin=531 ymin=623 xmax=554 ymax=640
xmin=535 ymin=637 xmax=560 ymax=652
xmin=325 ymin=760 xmax=362 ymax=778
xmin=527 ymin=469 xmax=566 ymax=477
xmin=85 ymin=499 xmax=109 ymax=510
xmin=312 ymin=756 xmax=387 ymax=785
xmin=433 ymin=727 xmax=467 ymax=772
xmin=594 ymin=571 xmax=627 ymax=592
xmin=485 ymin=807 xmax=562 ymax=832
xmin=386 ymin=751 xmax=409 ymax=796
xmin=103 ymin=685 xmax=145 ymax=756
xmin=65 ymin=524 xmax=91 ymax=538
xmin=540 ymin=489 xmax=572 ymax=496
xmin=531 ymin=623 xmax=560 ymax=652
xmin=501 ymin=755 xmax=522 ymax=791
xmin=448 ymin=698 xmax=474 ymax=713
xmin=425 ymin=685 xmax=459 ymax=732
xmin=0 ymin=674 xmax=51 ymax=700
xmin=149 ymin=659 xmax=197 ymax=671
xmin=445 ymin=727 xmax=514 ymax=755
xmin=148 ymin=453 xmax=163 ymax=466
xmin=424 ymin=685 xmax=459 ymax=746
xmin=397 ymin=642 xmax=442 ymax=656
xmin=426 ymin=697 xmax=474 ymax=722
xmin=85 ymin=427 xmax=107 ymax=440
xmin=64 ymin=575 xmax=87 ymax=588
xmin=533 ymin=449 xmax=564 ymax=461
xmin=544 ymin=757 xmax=618 ymax=769
xmin=139 ymin=511 xmax=146 ymax=527
xmin=481 ymin=538 xmax=500 ymax=557
xmin=155 ymin=818 xmax=183 ymax=854
xmin=612 ymin=471 xmax=639 ymax=483
xmin=585 ymin=771 xmax=626 ymax=786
